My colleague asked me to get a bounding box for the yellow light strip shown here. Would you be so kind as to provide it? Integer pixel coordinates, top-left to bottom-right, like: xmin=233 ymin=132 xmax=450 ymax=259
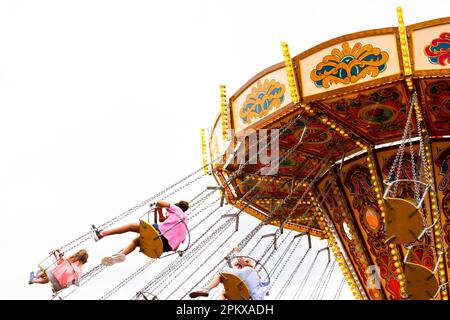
xmin=388 ymin=243 xmax=407 ymax=297
xmin=424 ymin=140 xmax=448 ymax=300
xmin=200 ymin=128 xmax=209 ymax=175
xmin=366 ymin=149 xmax=406 ymax=297
xmin=313 ymin=196 xmax=364 ymax=300
xmin=220 ymin=84 xmax=229 ymax=141
xmin=281 ymin=42 xmax=300 ymax=103
xmin=366 ymin=150 xmax=386 ymax=225
xmin=397 ymin=7 xmax=414 ymax=91
xmin=319 ymin=116 xmax=350 ymax=139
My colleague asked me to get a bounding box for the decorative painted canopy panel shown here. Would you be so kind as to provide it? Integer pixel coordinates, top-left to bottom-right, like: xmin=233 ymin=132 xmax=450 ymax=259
xmin=408 ymin=20 xmax=450 ymax=75
xmin=274 ymin=110 xmax=359 ymax=162
xmin=431 ymin=141 xmax=450 ymax=272
xmin=296 ymin=31 xmax=401 ymax=101
xmin=230 ymin=65 xmax=293 ymax=134
xmin=313 ymin=83 xmax=415 ymax=145
xmin=417 ymin=79 xmax=450 ymax=136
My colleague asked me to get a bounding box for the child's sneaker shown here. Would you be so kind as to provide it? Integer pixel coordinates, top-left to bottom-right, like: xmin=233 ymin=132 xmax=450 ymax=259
xmin=91 ymin=224 xmax=103 ymax=242
xmin=102 ymin=253 xmax=126 ymax=266
xmin=28 ymin=271 xmax=35 ymax=285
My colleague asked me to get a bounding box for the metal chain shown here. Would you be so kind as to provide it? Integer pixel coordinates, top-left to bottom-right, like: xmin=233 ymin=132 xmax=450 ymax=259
xmin=69 ymin=189 xmax=222 ymax=299
xmin=143 ymin=129 xmax=308 ymax=299
xmin=191 ymin=123 xmax=312 ymax=272
xmin=164 ymin=229 xmax=237 ymax=299
xmin=189 ymin=199 xmax=222 ymax=224
xmin=180 ymin=220 xmax=268 ymax=300
xmin=245 ymin=235 xmax=264 ymax=257
xmin=274 ymin=248 xmax=311 ymax=299
xmin=132 ymin=215 xmax=236 ymax=298
xmin=189 ymin=188 xmax=210 ymax=205
xmin=407 ymin=121 xmax=421 ymax=205
xmin=223 ymin=113 xmax=309 ymax=189
xmin=257 ymin=230 xmax=292 ymax=269
xmin=102 ymin=211 xmax=230 ymax=301
xmin=268 ymin=238 xmax=296 ymax=277
xmin=333 ymin=276 xmax=346 ymax=300
xmin=387 ymin=92 xmax=417 ymax=194
xmin=243 ymin=147 xmax=334 ymax=288
xmin=415 ymin=101 xmax=433 ymax=230
xmin=60 ymin=172 xmax=207 ymax=254
xmin=100 ymin=114 xmax=309 ymax=300
xmin=146 ymin=214 xmax=231 ymax=297
xmin=46 ymin=111 xmax=309 ymax=298
xmin=270 ymin=176 xmax=334 ymax=299
xmin=280 ymin=157 xmax=333 ymax=231
xmin=226 ymin=143 xmax=334 ymax=299
xmin=315 ymin=260 xmax=336 ymax=300
xmin=50 ymin=113 xmax=306 ymax=265
xmin=309 ymin=259 xmax=331 ymax=300
xmin=293 ymin=251 xmax=320 ymax=299
xmin=100 ymin=259 xmax=157 ymax=300
xmin=269 ymin=235 xmax=304 ymax=290
xmin=407 ymin=116 xmax=429 ymax=229
xmin=253 ymin=231 xmax=292 ymax=284
xmin=415 ymin=99 xmax=446 ymax=263
xmin=60 ymin=263 xmax=106 ymax=299
xmin=154 ymin=210 xmax=236 ymax=295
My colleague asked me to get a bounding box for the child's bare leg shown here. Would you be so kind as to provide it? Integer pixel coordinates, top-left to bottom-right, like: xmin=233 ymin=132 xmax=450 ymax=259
xmin=207 ymin=275 xmax=223 ymax=290
xmin=101 ymin=222 xmax=140 ymax=238
xmin=32 ymin=278 xmax=49 ymax=284
xmin=119 ymin=236 xmax=140 ymax=255
xmin=32 ymin=272 xmax=49 ymax=284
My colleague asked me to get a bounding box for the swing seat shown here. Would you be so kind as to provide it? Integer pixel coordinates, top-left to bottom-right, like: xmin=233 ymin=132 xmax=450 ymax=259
xmin=139 ymin=219 xmax=164 ymax=259
xmin=404 ymin=262 xmax=439 ymax=300
xmin=220 ymin=272 xmax=250 ymax=300
xmin=384 ymin=197 xmax=424 ymax=244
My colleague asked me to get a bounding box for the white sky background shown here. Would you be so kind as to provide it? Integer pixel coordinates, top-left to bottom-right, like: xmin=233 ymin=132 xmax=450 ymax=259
xmin=0 ymin=0 xmax=449 ymax=300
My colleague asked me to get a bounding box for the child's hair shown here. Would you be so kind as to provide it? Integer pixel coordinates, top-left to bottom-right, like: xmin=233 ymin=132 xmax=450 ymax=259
xmin=175 ymin=200 xmax=189 ymax=212
xmin=68 ymin=249 xmax=88 ymax=264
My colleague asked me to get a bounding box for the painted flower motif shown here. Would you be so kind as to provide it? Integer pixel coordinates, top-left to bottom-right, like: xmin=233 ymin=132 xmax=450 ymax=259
xmin=424 ymin=32 xmax=450 ymax=66
xmin=311 ymin=42 xmax=389 ymax=88
xmin=240 ymin=79 xmax=285 ymax=124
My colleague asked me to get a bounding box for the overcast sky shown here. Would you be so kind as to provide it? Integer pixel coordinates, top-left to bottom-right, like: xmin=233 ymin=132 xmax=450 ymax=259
xmin=0 ymin=0 xmax=449 ymax=300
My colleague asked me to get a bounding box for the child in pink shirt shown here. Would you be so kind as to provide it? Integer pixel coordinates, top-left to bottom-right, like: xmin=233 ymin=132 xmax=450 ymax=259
xmin=29 ymin=249 xmax=88 ymax=291
xmin=91 ymin=200 xmax=189 ymax=266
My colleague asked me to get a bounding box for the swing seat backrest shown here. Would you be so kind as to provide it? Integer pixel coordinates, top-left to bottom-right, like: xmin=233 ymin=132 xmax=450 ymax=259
xmin=220 ymin=272 xmax=250 ymax=300
xmin=384 ymin=197 xmax=424 ymax=244
xmin=404 ymin=262 xmax=439 ymax=300
xmin=139 ymin=219 xmax=164 ymax=259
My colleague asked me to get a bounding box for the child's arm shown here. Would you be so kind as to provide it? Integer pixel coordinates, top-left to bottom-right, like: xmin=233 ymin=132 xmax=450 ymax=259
xmin=156 ymin=200 xmax=171 ymax=222
xmin=232 ymin=246 xmax=246 ymax=267
xmin=52 ymin=249 xmax=64 ymax=265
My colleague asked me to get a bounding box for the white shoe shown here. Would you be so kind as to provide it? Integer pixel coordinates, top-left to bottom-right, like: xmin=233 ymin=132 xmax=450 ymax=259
xmin=102 ymin=253 xmax=126 ymax=266
xmin=91 ymin=224 xmax=102 ymax=242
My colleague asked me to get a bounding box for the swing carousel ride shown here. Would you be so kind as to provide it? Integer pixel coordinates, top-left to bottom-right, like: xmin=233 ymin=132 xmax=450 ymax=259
xmin=34 ymin=8 xmax=449 ymax=301
xmin=206 ymin=8 xmax=450 ymax=300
